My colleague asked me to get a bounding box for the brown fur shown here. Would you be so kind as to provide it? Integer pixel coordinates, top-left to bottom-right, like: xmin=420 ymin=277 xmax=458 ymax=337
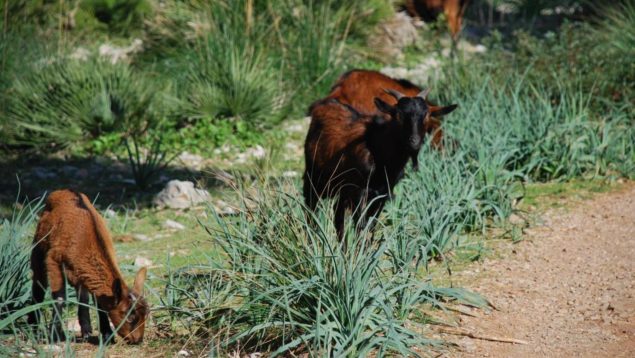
xmin=28 ymin=189 xmax=148 ymax=344
xmin=304 ymin=98 xmax=426 ymax=238
xmin=403 ymin=0 xmax=470 ymax=39
xmin=322 ymin=69 xmax=452 ymax=150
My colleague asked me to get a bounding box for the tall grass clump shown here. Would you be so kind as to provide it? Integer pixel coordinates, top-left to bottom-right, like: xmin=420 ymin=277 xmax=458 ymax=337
xmin=148 ymin=0 xmax=393 ymax=126
xmin=0 ymin=194 xmax=44 ymax=320
xmin=273 ymin=1 xmax=350 ymax=104
xmin=157 ymin=180 xmax=484 ymax=356
xmin=436 ymin=66 xmax=635 ymax=182
xmin=391 ymin=58 xmax=634 ymax=255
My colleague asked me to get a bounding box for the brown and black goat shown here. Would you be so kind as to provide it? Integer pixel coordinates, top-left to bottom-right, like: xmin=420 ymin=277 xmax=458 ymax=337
xmin=28 ymin=189 xmax=148 ymax=344
xmin=403 ymin=0 xmax=470 ymax=40
xmin=304 ymin=90 xmax=457 ymax=238
xmin=323 ymin=69 xmax=458 ymax=168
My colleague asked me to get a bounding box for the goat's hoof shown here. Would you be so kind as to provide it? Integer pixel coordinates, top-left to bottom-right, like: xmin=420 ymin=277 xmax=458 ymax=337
xmin=101 ymin=333 xmax=115 ymax=344
xmin=49 ymin=327 xmax=66 ymax=343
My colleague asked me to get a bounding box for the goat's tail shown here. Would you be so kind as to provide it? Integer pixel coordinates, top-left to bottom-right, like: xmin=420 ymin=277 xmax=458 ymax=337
xmin=77 ymin=193 xmax=111 ymax=242
xmin=77 ymin=192 xmax=122 ymax=277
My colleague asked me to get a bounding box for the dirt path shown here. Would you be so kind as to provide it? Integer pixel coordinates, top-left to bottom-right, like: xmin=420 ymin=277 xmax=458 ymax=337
xmin=446 ymin=183 xmax=635 ymax=357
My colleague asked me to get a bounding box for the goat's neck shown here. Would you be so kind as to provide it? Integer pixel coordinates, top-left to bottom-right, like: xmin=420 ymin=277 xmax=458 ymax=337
xmin=368 ymin=121 xmax=411 ymax=169
xmin=78 ymin=264 xmax=126 ymax=310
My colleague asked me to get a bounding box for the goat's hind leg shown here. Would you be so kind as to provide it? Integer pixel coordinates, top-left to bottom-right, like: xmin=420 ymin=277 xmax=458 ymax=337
xmin=356 ymin=191 xmax=387 ymax=240
xmin=28 ymin=247 xmax=48 ymax=333
xmin=46 ymin=258 xmax=66 ymax=342
xmin=334 ymin=198 xmax=349 ymax=241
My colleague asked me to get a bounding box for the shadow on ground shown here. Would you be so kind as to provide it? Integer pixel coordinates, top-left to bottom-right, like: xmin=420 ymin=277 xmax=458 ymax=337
xmin=0 ymin=153 xmax=228 ymax=218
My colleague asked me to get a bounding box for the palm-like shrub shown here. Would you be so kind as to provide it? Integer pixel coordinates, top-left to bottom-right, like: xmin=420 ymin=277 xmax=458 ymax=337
xmin=6 ymin=59 xmax=164 ymax=151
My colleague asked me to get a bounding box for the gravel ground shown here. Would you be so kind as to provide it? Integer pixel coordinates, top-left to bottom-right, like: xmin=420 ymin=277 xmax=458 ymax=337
xmin=445 ymin=182 xmax=635 ymax=357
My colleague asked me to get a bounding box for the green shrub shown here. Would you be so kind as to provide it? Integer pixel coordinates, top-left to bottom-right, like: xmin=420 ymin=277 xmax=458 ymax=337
xmin=5 ymin=59 xmax=168 ymax=151
xmin=77 ymin=0 xmax=151 ymax=35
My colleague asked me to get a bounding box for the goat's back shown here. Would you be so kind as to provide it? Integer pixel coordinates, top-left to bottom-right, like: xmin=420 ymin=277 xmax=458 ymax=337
xmin=326 ymin=69 xmax=444 ymax=149
xmin=304 ymin=100 xmax=375 ymax=199
xmin=327 ymin=70 xmax=421 ymax=114
xmin=34 ymin=189 xmax=121 ymax=294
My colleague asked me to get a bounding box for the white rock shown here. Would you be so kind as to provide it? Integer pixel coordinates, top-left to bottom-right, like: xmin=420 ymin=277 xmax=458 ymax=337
xmin=133 ymin=234 xmax=152 ymax=242
xmin=69 ymin=47 xmax=90 ymax=61
xmin=285 ymin=122 xmax=306 ymax=133
xmin=164 ymin=219 xmax=185 ymax=230
xmin=42 ymin=345 xmax=63 ymax=353
xmin=104 ymin=209 xmax=117 ymax=219
xmin=98 ymin=38 xmax=143 ymax=64
xmin=153 ymin=180 xmax=211 ymax=209
xmin=215 ymin=200 xmax=238 ymax=216
xmin=246 ymin=145 xmax=266 ymax=159
xmin=31 ymin=166 xmax=57 ymax=180
xmin=177 ymin=350 xmax=190 ymax=357
xmin=368 ymin=11 xmax=418 ymax=60
xmin=66 ymin=320 xmax=81 ymax=333
xmin=178 ymin=151 xmax=205 ymax=170
xmin=134 ymin=256 xmax=152 ymax=268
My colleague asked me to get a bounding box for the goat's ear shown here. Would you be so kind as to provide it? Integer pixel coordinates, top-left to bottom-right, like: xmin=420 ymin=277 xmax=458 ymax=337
xmin=133 ymin=267 xmax=147 ymax=296
xmin=374 ymin=98 xmax=394 ymax=115
xmin=113 ymin=278 xmax=124 ymax=304
xmin=431 ymin=104 xmax=458 ymax=117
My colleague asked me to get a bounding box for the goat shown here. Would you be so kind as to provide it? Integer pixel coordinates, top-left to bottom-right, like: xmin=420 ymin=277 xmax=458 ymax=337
xmin=304 ymin=90 xmax=457 ymax=238
xmin=403 ymin=0 xmax=470 ymax=40
xmin=28 ymin=189 xmax=148 ymax=344
xmin=323 ymin=69 xmax=458 ymax=168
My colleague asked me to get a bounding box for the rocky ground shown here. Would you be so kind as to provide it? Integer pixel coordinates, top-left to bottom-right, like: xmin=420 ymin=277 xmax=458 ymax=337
xmin=443 ymin=182 xmax=635 ymax=357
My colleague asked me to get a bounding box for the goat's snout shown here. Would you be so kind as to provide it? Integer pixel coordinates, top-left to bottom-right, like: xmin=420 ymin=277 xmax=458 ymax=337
xmin=408 ymin=135 xmax=421 ymax=150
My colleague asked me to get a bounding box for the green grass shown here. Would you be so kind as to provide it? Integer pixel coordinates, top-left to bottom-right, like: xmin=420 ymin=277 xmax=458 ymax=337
xmin=522 ymin=179 xmax=620 ymax=209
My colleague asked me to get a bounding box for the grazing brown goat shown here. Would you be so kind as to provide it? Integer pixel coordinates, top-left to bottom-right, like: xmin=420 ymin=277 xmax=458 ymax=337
xmin=304 ymin=90 xmax=457 ymax=238
xmin=28 ymin=189 xmax=148 ymax=344
xmin=403 ymin=0 xmax=470 ymax=40
xmin=323 ymin=69 xmax=458 ymax=168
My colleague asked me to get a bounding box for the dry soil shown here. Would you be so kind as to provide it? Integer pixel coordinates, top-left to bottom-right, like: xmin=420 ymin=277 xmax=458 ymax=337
xmin=445 ymin=183 xmax=635 ymax=357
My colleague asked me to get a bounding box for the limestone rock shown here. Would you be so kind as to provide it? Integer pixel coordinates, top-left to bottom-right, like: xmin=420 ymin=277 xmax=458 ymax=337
xmin=153 ymin=180 xmax=210 ymax=209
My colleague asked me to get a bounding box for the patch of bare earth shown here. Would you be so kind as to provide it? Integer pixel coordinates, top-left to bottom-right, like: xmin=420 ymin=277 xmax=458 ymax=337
xmin=445 ymin=183 xmax=635 ymax=357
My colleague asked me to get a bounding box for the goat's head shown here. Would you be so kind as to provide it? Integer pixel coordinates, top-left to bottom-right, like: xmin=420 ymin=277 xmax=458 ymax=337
xmin=375 ymin=89 xmax=458 ymax=152
xmin=109 ymin=267 xmax=149 ymax=344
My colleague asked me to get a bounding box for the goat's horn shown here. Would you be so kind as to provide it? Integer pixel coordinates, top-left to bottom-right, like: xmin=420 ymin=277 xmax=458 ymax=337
xmin=417 ymin=88 xmax=431 ymax=99
xmin=384 ymin=89 xmax=405 ymax=100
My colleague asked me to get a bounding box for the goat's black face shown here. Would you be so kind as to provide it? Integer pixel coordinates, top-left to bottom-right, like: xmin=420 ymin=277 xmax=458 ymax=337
xmin=375 ymin=96 xmax=429 ymax=152
xmin=397 ymin=97 xmax=428 ymax=151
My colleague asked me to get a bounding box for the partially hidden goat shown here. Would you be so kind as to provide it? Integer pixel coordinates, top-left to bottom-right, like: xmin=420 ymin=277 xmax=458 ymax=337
xmin=28 ymin=189 xmax=148 ymax=344
xmin=403 ymin=0 xmax=470 ymax=40
xmin=304 ymin=89 xmax=457 ymax=238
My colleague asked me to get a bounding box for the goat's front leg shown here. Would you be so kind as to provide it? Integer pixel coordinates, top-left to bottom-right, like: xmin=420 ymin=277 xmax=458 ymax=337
xmin=98 ymin=303 xmax=115 ymax=343
xmin=77 ymin=286 xmax=92 ymax=340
